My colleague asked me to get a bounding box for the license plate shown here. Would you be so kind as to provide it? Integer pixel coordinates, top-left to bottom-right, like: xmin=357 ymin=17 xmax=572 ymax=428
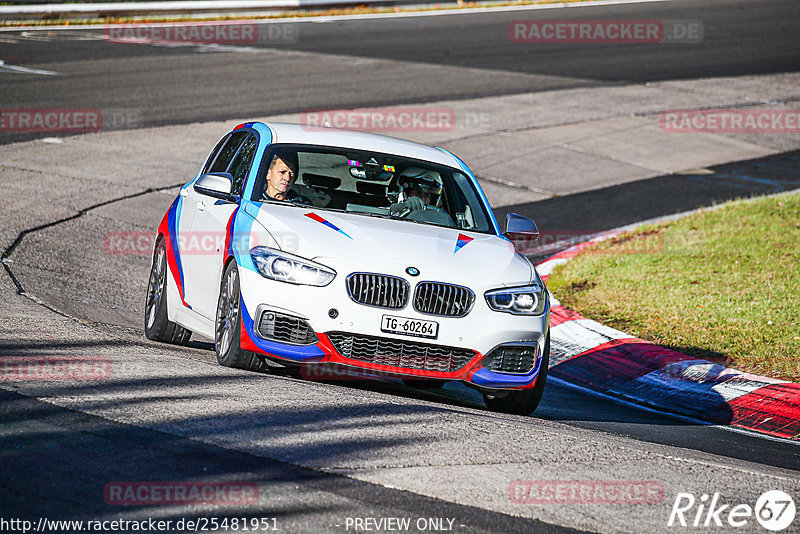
xmin=381 ymin=314 xmax=439 ymax=339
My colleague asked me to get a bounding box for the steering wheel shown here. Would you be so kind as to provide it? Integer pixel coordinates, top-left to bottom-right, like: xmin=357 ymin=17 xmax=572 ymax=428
xmin=406 ymin=206 xmax=456 ymax=227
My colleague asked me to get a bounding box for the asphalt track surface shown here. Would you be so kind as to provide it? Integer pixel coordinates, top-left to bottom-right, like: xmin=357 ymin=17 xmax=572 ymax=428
xmin=1 ymin=390 xmax=579 ymax=533
xmin=1 ymin=0 xmax=799 ymax=143
xmin=2 ymin=0 xmax=800 ymax=532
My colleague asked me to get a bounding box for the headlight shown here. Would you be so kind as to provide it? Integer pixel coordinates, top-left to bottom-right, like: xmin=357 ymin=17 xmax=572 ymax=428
xmin=250 ymin=247 xmax=336 ymax=286
xmin=485 ymin=285 xmax=547 ymax=315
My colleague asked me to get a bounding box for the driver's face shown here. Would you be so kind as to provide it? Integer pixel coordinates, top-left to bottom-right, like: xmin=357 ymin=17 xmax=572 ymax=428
xmin=266 ymin=158 xmax=296 ymax=198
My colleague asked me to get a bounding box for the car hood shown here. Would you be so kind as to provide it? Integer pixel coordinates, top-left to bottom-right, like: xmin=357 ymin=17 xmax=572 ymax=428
xmin=244 ymin=202 xmax=533 ymax=286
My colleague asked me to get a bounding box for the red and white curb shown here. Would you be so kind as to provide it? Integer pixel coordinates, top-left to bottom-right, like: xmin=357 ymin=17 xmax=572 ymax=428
xmin=535 ymin=238 xmax=800 ymax=441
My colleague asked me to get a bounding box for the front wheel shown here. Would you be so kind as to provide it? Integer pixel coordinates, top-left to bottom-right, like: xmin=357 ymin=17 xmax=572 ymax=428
xmin=483 ymin=334 xmax=549 ymax=415
xmin=144 ymin=239 xmax=191 ymax=345
xmin=215 ymin=261 xmax=266 ymax=372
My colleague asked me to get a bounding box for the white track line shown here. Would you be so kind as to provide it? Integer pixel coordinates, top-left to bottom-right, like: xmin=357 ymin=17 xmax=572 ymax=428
xmin=0 ymin=59 xmax=57 ymax=75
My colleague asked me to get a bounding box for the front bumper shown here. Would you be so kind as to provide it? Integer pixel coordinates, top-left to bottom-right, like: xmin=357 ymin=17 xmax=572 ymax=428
xmin=237 ymin=264 xmax=549 ymax=390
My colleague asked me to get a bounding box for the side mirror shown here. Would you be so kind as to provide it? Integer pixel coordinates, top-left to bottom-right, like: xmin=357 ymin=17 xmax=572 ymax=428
xmin=503 ymin=213 xmax=539 ymax=252
xmin=194 ymin=172 xmax=236 ymax=201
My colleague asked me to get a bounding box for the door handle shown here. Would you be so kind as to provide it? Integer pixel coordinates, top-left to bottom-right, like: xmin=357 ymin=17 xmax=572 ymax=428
xmin=196 ymin=200 xmax=206 ymax=212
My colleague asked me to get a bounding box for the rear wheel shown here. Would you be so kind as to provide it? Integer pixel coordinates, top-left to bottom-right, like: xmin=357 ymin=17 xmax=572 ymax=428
xmin=483 ymin=334 xmax=549 ymax=415
xmin=144 ymin=239 xmax=191 ymax=345
xmin=215 ymin=261 xmax=267 ymax=372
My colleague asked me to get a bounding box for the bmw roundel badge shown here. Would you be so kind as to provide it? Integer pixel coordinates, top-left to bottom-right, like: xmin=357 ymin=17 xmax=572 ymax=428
xmin=406 ymin=267 xmax=420 ymax=277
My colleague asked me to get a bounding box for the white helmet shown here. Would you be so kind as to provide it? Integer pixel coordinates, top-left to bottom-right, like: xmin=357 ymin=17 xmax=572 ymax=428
xmin=399 ymin=167 xmax=442 ymax=196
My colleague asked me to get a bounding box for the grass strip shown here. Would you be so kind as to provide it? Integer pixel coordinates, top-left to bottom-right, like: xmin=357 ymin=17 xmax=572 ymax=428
xmin=547 ymin=192 xmax=800 ymax=381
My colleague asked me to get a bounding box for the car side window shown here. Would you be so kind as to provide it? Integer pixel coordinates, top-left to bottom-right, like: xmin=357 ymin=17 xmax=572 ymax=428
xmin=209 ymin=131 xmax=247 ymax=174
xmin=227 ymin=134 xmax=258 ymax=197
xmin=201 ymin=135 xmax=230 ymax=174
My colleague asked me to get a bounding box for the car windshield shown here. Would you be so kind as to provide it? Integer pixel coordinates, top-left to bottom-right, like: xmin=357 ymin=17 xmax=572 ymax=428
xmin=251 ymin=144 xmax=495 ymax=233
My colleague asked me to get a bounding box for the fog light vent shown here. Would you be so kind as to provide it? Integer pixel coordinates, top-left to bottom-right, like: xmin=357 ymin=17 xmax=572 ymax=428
xmin=257 ymin=311 xmax=318 ymax=345
xmin=482 ymin=345 xmax=538 ymax=374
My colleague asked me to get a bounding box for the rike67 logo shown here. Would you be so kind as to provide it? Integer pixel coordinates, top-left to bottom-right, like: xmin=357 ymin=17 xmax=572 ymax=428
xmin=668 ymin=490 xmax=796 ymax=531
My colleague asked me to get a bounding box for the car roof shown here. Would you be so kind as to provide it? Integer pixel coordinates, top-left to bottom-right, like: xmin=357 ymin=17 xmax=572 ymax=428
xmin=257 ymin=122 xmax=461 ymax=168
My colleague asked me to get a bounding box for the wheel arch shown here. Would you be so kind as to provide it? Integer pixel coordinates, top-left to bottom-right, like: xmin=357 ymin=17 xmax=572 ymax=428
xmin=152 ymin=231 xmax=165 ymax=255
xmin=221 ymin=254 xmax=239 ymax=288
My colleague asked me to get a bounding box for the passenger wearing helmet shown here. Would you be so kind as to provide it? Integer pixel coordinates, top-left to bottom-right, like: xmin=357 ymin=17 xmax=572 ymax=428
xmin=390 ymin=168 xmax=455 ymax=227
xmin=390 ymin=168 xmax=440 ymax=214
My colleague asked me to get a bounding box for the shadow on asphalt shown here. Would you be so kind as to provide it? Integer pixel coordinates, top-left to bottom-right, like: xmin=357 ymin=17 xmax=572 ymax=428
xmin=0 ymin=387 xmax=579 ymax=533
xmin=495 ymin=150 xmax=800 ymax=238
xmin=660 ymin=346 xmax=731 ymax=365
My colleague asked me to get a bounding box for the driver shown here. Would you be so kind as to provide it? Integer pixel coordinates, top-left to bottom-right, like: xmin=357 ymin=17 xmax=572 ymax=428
xmin=390 ymin=168 xmax=442 ymax=216
xmin=261 ymin=149 xmax=308 ymax=203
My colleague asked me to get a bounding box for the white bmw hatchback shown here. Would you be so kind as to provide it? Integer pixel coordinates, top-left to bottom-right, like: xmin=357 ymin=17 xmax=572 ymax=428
xmin=145 ymin=122 xmax=550 ymax=414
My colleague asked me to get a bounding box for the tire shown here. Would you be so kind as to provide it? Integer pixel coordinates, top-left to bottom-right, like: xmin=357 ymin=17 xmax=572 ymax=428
xmin=215 ymin=261 xmax=267 ymax=372
xmin=144 ymin=239 xmax=192 ymax=345
xmin=483 ymin=333 xmax=549 ymax=415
